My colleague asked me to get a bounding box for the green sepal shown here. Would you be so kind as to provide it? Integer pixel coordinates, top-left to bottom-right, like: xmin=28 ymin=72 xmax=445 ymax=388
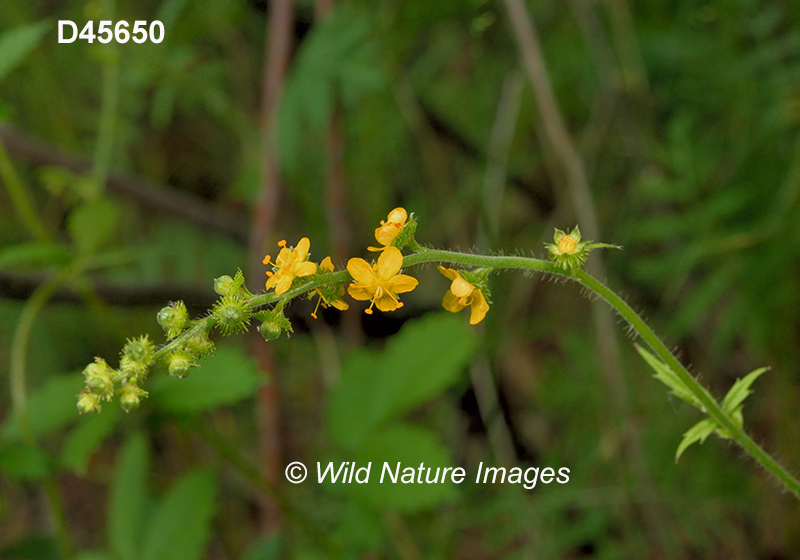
xmin=392 ymin=213 xmax=418 ymax=251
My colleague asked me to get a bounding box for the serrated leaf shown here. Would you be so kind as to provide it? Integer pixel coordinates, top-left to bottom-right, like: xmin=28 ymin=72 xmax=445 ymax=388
xmin=149 ymin=345 xmax=265 ymax=414
xmin=0 ymin=242 xmax=72 ymax=270
xmin=108 ymin=433 xmax=150 ymax=560
xmin=2 ymin=374 xmax=84 ymax=442
xmin=328 ymin=313 xmax=476 ymax=450
xmin=140 ymin=469 xmax=217 ymax=560
xmin=0 ymin=442 xmax=50 ymax=480
xmin=67 ymin=196 xmax=120 ymax=254
xmin=635 ymin=344 xmax=700 ymax=409
xmin=675 ymin=418 xmax=717 ymax=463
xmin=721 ymin=367 xmax=768 ymax=415
xmin=0 ymin=20 xmax=51 ymax=83
xmin=60 ymin=406 xmax=121 ymax=474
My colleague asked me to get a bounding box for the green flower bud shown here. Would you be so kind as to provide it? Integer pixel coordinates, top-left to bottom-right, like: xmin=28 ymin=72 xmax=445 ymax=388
xmin=157 ymin=301 xmax=189 ymax=339
xmin=544 ymin=226 xmax=620 ymax=270
xmin=214 ymin=275 xmax=234 ymax=296
xmin=77 ymin=391 xmax=102 ymax=414
xmin=168 ymin=352 xmax=193 ymax=379
xmin=255 ymin=309 xmax=293 ymax=342
xmin=118 ymin=383 xmax=148 ymax=413
xmin=120 ymin=336 xmax=155 ymax=381
xmin=186 ymin=332 xmax=216 ymax=358
xmin=83 ymin=357 xmax=115 ymax=400
xmin=259 ymin=320 xmax=283 ymax=341
xmin=212 ymin=295 xmax=251 ymax=335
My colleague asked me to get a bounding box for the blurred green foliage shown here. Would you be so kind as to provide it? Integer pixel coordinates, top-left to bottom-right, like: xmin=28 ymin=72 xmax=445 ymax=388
xmin=1 ymin=0 xmax=800 ymax=558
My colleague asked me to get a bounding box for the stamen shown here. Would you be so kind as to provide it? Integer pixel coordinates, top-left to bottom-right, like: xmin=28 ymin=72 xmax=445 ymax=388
xmin=311 ymin=295 xmax=323 ymax=319
xmin=278 ymin=240 xmax=287 ymax=247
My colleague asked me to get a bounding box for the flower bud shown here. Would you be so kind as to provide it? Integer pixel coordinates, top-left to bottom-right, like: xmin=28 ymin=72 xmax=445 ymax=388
xmin=119 ymin=383 xmax=148 ymax=413
xmin=214 ymin=275 xmax=234 ymax=296
xmin=186 ymin=333 xmax=215 ymax=358
xmin=259 ymin=320 xmax=283 ymax=341
xmin=83 ymin=357 xmax=115 ymax=400
xmin=168 ymin=353 xmax=193 ymax=379
xmin=77 ymin=391 xmax=102 ymax=414
xmin=121 ymin=336 xmax=155 ymax=380
xmin=157 ymin=301 xmax=189 ymax=339
xmin=212 ymin=295 xmax=251 ymax=335
xmin=255 ymin=309 xmax=293 ymax=342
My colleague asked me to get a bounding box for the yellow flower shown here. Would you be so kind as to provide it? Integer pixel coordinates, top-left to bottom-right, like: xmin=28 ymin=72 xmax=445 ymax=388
xmin=437 ymin=266 xmax=490 ymax=325
xmin=368 ymin=207 xmax=407 ymax=252
xmin=347 ymin=246 xmax=418 ymax=314
xmin=263 ymin=237 xmax=317 ymax=295
xmin=311 ymin=257 xmax=349 ymax=318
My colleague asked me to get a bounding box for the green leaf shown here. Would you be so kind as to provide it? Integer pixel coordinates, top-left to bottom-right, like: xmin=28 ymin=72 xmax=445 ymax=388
xmin=328 ymin=313 xmax=476 ymax=450
xmin=140 ymin=469 xmax=217 ymax=560
xmin=0 ymin=242 xmax=72 ymax=269
xmin=675 ymin=418 xmax=718 ymax=463
xmin=0 ymin=442 xmax=49 ymax=480
xmin=2 ymin=374 xmax=84 ymax=442
xmin=60 ymin=406 xmax=121 ymax=474
xmin=150 ymin=345 xmax=265 ymax=414
xmin=721 ymin=367 xmax=769 ymax=416
xmin=346 ymin=423 xmax=459 ymax=512
xmin=635 ymin=344 xmax=701 ymax=409
xmin=0 ymin=536 xmax=59 ymax=560
xmin=0 ymin=21 xmax=50 ymax=83
xmin=241 ymin=535 xmax=282 ymax=560
xmin=108 ymin=433 xmax=150 ymax=560
xmin=67 ymin=196 xmax=120 ymax=254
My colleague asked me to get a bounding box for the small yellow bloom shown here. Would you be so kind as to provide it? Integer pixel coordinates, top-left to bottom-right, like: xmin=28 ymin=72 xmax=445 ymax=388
xmin=368 ymin=207 xmax=407 ymax=252
xmin=263 ymin=237 xmax=317 ymax=295
xmin=311 ymin=256 xmax=349 ymax=318
xmin=347 ymin=246 xmax=418 ymax=314
xmin=437 ymin=266 xmax=490 ymax=325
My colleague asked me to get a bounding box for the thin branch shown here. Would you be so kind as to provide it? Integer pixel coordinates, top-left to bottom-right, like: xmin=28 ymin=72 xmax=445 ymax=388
xmin=501 ymin=0 xmax=673 ymax=552
xmin=0 ymin=270 xmax=217 ymax=308
xmin=0 ymin=125 xmax=249 ymax=243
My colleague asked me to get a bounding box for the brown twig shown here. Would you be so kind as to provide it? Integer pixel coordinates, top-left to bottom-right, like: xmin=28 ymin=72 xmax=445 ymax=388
xmin=0 ymin=125 xmax=249 ymax=243
xmin=502 ymin=0 xmax=673 ymax=554
xmin=247 ymin=0 xmax=295 ymax=535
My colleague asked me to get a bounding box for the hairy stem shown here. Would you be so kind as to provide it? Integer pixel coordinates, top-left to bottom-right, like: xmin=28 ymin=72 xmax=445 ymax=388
xmin=142 ymin=248 xmax=800 ymax=499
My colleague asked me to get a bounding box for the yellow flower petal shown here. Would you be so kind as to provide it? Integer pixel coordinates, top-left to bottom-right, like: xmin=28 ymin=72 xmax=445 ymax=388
xmin=347 ymin=283 xmax=374 ymax=301
xmin=437 ymin=266 xmax=458 ymax=281
xmin=295 ymin=237 xmax=311 ymax=260
xmin=469 ymin=290 xmax=490 ymax=325
xmin=386 ymin=207 xmax=407 ymax=225
xmin=347 ymin=258 xmax=377 ymax=284
xmin=377 ymin=247 xmax=403 ymax=279
xmin=450 ymin=275 xmax=474 ymax=298
xmin=320 ymin=257 xmax=334 ymax=272
xmin=388 ymin=274 xmax=418 ymax=294
xmin=274 ymin=274 xmax=294 ymax=295
xmin=442 ymin=290 xmax=465 ymax=313
xmin=375 ymin=224 xmax=402 ymax=247
xmin=374 ymin=293 xmax=400 ymax=312
xmin=293 ymin=261 xmax=317 ymax=277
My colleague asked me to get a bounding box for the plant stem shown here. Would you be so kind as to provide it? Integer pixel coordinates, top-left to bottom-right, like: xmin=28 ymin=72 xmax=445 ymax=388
xmin=9 ymin=268 xmax=76 ymax=560
xmin=144 ymin=247 xmax=800 ymax=499
xmin=0 ymin=137 xmax=51 ymax=242
xmin=573 ymin=269 xmax=800 ymax=498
